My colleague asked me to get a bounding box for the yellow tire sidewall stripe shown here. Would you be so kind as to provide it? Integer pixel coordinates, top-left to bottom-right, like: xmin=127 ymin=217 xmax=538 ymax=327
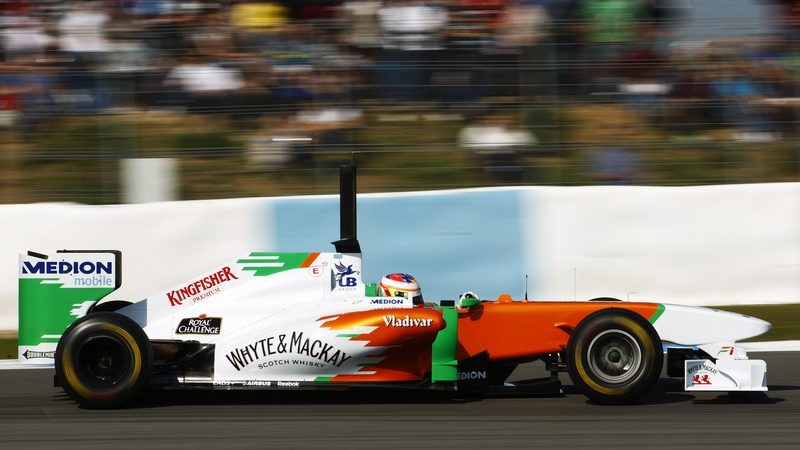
xmin=61 ymin=322 xmax=143 ymax=400
xmin=574 ymin=317 xmax=653 ymax=396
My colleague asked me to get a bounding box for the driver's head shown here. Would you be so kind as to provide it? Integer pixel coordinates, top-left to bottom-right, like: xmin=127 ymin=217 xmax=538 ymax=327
xmin=379 ymin=273 xmax=423 ymax=305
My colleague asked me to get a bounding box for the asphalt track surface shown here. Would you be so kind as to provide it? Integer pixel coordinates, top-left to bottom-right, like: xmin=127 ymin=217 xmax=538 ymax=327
xmin=0 ymin=353 xmax=798 ymax=450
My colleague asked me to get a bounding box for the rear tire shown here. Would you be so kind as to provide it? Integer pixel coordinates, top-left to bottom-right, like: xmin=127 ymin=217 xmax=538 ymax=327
xmin=55 ymin=312 xmax=152 ymax=408
xmin=566 ymin=309 xmax=662 ymax=404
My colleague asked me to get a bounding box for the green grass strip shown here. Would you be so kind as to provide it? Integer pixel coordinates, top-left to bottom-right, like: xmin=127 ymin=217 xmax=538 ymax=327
xmin=0 ymin=337 xmax=17 ymax=359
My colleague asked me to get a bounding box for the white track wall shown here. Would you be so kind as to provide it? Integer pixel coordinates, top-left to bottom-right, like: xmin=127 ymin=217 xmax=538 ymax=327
xmin=1 ymin=183 xmax=798 ymax=331
xmin=522 ymin=183 xmax=800 ymax=306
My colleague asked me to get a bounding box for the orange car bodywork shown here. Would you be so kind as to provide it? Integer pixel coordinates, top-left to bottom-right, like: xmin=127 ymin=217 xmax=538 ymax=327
xmin=320 ymin=308 xmax=446 ymax=382
xmin=314 ymin=298 xmax=662 ymax=383
xmin=456 ymin=298 xmax=661 ymax=362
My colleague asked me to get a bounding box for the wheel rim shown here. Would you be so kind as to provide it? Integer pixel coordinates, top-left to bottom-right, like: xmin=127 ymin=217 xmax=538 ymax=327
xmin=586 ymin=329 xmax=642 ymax=384
xmin=76 ymin=334 xmax=131 ymax=388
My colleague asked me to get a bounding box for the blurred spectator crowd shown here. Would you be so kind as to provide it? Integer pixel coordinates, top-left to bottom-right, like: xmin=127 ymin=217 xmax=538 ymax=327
xmin=2 ymin=1 xmax=800 ymax=183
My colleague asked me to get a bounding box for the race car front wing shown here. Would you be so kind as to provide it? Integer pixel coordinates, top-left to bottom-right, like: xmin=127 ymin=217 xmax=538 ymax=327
xmin=683 ymin=343 xmax=767 ymax=392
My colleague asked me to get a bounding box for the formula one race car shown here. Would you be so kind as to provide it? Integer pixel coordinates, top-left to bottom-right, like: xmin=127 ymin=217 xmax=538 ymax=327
xmin=18 ymin=166 xmax=770 ymax=408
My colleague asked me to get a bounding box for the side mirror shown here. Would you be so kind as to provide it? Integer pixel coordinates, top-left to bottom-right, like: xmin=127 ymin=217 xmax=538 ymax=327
xmin=457 ymin=296 xmax=481 ymax=309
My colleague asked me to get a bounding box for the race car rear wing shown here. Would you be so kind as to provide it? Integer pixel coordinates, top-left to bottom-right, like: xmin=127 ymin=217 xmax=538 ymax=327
xmin=18 ymin=250 xmax=122 ymax=365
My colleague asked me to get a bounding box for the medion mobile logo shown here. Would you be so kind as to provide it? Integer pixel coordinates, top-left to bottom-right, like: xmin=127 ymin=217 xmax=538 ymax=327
xmin=22 ymin=260 xmax=113 ymax=275
xmin=175 ymin=314 xmax=222 ymax=335
xmin=167 ymin=267 xmax=238 ymax=306
xmin=22 ymin=260 xmax=115 ymax=287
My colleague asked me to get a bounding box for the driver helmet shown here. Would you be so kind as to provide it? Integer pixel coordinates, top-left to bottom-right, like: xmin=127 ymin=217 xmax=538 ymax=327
xmin=379 ymin=273 xmax=423 ymax=305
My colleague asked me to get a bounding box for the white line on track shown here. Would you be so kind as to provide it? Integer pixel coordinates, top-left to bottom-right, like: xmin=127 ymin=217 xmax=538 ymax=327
xmin=0 ymin=361 xmax=52 ymax=370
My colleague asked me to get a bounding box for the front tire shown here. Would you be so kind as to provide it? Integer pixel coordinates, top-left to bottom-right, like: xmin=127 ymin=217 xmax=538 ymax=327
xmin=566 ymin=309 xmax=662 ymax=404
xmin=55 ymin=312 xmax=152 ymax=408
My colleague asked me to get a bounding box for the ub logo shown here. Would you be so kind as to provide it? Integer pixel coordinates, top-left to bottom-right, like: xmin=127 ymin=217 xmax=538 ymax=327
xmin=334 ymin=262 xmax=360 ymax=287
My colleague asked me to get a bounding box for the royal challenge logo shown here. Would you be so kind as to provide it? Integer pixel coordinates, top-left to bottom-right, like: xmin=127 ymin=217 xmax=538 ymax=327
xmin=175 ymin=314 xmax=222 ymax=335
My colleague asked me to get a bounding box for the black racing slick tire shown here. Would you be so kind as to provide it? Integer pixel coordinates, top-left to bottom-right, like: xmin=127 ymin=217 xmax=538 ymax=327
xmin=55 ymin=312 xmax=152 ymax=409
xmin=566 ymin=309 xmax=663 ymax=405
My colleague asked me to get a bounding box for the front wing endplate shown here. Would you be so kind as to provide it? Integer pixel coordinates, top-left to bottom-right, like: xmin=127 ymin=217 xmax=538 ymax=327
xmin=684 ymin=359 xmax=767 ymax=391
